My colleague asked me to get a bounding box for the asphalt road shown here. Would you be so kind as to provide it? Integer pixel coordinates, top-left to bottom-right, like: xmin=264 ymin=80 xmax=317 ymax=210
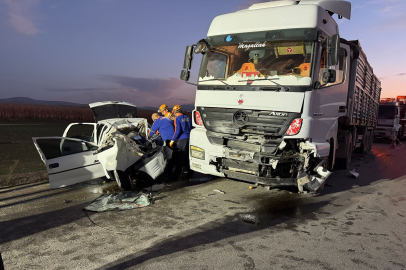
xmin=1 ymin=142 xmax=406 ymax=270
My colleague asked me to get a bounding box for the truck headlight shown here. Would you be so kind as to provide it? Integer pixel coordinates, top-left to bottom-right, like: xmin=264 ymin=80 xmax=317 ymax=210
xmin=190 ymin=145 xmax=205 ymax=160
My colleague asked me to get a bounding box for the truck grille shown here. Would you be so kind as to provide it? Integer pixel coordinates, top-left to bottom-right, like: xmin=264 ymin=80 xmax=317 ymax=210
xmin=197 ymin=107 xmax=300 ymax=137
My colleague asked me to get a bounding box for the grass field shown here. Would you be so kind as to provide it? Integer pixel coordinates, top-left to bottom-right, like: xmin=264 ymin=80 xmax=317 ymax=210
xmin=0 ymin=122 xmax=69 ymax=177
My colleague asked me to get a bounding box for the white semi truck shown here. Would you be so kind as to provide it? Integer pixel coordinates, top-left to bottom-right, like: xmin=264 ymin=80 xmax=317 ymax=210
xmin=375 ymin=97 xmax=406 ymax=140
xmin=180 ymin=0 xmax=381 ymax=192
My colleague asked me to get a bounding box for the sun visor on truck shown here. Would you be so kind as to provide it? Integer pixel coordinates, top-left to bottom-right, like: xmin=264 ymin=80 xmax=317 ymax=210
xmin=274 ymin=42 xmax=306 ymax=58
xmin=299 ymin=0 xmax=351 ymax=20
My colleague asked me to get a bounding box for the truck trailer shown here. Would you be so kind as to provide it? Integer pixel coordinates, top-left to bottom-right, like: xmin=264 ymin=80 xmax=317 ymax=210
xmin=180 ymin=0 xmax=381 ymax=193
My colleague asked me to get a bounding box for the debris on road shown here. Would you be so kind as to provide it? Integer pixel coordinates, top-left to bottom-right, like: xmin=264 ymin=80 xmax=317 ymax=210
xmin=239 ymin=213 xmax=260 ymax=225
xmin=64 ymin=200 xmax=72 ymax=203
xmin=213 ymin=189 xmax=226 ymax=194
xmin=84 ymin=191 xmax=150 ymax=212
xmin=189 ymin=174 xmax=214 ymax=182
xmin=350 ymin=169 xmax=360 ymax=178
xmin=144 ymin=183 xmax=165 ymax=192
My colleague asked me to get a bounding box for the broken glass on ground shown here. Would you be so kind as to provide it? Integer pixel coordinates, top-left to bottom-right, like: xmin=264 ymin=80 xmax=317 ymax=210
xmin=84 ymin=191 xmax=150 ymax=212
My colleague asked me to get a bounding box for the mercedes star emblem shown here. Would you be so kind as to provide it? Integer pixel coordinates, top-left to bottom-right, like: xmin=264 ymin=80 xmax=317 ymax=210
xmin=233 ymin=111 xmax=248 ymax=125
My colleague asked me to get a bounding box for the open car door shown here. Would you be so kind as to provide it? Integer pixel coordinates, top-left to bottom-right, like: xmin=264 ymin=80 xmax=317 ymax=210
xmin=33 ymin=137 xmax=105 ymax=189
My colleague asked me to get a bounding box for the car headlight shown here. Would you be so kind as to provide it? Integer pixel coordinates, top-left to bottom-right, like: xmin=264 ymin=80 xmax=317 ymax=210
xmin=190 ymin=145 xmax=205 ymax=160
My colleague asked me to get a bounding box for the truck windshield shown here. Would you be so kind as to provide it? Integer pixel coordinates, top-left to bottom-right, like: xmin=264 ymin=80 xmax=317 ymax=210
xmin=199 ymin=40 xmax=314 ymax=87
xmin=378 ymin=106 xmax=396 ymax=119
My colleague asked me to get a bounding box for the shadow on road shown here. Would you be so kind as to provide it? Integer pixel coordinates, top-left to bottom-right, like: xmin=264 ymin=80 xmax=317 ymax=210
xmin=0 ymin=202 xmax=89 ymax=245
xmin=321 ymin=142 xmax=406 ymax=196
xmin=0 ymin=181 xmax=47 ymax=193
xmin=96 ymin=197 xmax=330 ymax=270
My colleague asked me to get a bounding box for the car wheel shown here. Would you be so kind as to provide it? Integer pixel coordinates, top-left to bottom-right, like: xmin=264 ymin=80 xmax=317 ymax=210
xmin=114 ymin=170 xmax=132 ymax=191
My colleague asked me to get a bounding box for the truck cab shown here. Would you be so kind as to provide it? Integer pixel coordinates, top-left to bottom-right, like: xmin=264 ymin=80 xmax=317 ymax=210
xmin=375 ymin=98 xmax=406 ymax=140
xmin=180 ymin=0 xmax=380 ymax=193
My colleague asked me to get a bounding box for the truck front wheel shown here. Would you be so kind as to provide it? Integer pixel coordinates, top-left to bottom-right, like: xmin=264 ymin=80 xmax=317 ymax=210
xmin=336 ymin=133 xmax=353 ymax=169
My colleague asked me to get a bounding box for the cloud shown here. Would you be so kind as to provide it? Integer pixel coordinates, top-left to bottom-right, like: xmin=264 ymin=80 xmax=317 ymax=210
xmin=381 ymin=6 xmax=394 ymax=12
xmin=96 ymin=75 xmax=184 ymax=96
xmin=43 ymin=87 xmax=132 ymax=93
xmin=235 ymin=0 xmax=279 ymax=11
xmin=3 ymin=0 xmax=41 ymax=35
xmin=397 ymin=73 xmax=406 ymax=76
xmin=168 ymin=98 xmax=187 ymax=102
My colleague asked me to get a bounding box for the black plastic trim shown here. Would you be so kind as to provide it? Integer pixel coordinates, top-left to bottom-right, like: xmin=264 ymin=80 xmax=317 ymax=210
xmin=48 ymin=162 xmax=100 ymax=175
xmin=220 ymin=169 xmax=297 ymax=187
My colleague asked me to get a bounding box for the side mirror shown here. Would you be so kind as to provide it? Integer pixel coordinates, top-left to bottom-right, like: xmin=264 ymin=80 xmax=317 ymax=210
xmin=183 ymin=45 xmax=194 ymax=70
xmin=180 ymin=70 xmax=190 ymax=82
xmin=331 ymin=34 xmax=340 ymax=66
xmin=322 ymin=69 xmax=336 ymax=84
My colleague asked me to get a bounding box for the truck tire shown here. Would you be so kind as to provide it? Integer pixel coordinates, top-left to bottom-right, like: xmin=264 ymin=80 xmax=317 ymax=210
xmin=336 ymin=133 xmax=352 ymax=169
xmin=358 ymin=131 xmax=368 ymax=154
xmin=398 ymin=125 xmax=405 ymax=140
xmin=367 ymin=130 xmax=373 ymax=151
xmin=325 ymin=139 xmax=335 ymax=171
xmin=114 ymin=170 xmax=132 ymax=191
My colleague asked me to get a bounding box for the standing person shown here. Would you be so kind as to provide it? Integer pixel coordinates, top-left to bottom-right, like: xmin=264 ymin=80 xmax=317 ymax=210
xmin=158 ymin=104 xmax=169 ymax=116
xmin=170 ymin=105 xmax=192 ymax=179
xmin=149 ymin=113 xmax=176 ymax=178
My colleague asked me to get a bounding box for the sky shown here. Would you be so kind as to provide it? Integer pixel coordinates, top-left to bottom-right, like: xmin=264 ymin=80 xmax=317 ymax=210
xmin=0 ymin=0 xmax=405 ymax=107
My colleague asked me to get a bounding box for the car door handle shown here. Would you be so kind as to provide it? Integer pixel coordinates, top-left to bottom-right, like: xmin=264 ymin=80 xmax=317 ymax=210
xmin=49 ymin=163 xmax=59 ymax=169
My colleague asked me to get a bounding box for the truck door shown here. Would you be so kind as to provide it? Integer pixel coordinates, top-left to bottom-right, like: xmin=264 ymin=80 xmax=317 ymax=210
xmin=62 ymin=123 xmax=97 ymax=144
xmin=310 ymin=44 xmax=351 ymax=141
xmin=32 ymin=137 xmax=105 ymax=189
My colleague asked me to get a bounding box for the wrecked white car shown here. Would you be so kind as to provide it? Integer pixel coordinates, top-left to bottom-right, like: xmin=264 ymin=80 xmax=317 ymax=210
xmin=33 ymin=101 xmax=167 ymax=190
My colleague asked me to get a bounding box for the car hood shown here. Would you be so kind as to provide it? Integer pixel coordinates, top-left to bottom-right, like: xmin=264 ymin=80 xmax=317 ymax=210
xmin=89 ymin=101 xmax=138 ymax=122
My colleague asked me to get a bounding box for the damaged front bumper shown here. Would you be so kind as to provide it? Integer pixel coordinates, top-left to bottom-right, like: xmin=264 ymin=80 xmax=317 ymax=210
xmin=211 ymin=140 xmax=330 ymax=193
xmin=189 ymin=128 xmax=332 ymax=193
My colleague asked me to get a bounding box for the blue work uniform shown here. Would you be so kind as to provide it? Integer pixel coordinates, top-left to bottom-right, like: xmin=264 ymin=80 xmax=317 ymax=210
xmin=149 ymin=116 xmax=175 ymax=141
xmin=172 ymin=114 xmax=192 ymax=141
xmin=172 ymin=114 xmax=192 ymax=179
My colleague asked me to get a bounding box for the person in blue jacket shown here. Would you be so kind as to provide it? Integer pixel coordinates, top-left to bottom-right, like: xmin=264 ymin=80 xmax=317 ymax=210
xmin=170 ymin=105 xmax=192 ymax=179
xmin=149 ymin=113 xmax=175 ymax=142
xmin=149 ymin=113 xmax=176 ymax=178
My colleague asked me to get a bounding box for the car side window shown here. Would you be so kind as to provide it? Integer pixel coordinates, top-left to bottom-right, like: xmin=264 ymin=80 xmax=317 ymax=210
xmin=36 ymin=138 xmax=91 ymax=160
xmin=66 ymin=124 xmax=94 ymax=142
xmin=96 ymin=124 xmax=105 ymax=144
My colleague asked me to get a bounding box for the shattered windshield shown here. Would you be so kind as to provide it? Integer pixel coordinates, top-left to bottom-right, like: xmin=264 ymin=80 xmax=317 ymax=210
xmin=378 ymin=106 xmax=396 ymax=119
xmin=199 ymin=40 xmax=314 ymax=87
